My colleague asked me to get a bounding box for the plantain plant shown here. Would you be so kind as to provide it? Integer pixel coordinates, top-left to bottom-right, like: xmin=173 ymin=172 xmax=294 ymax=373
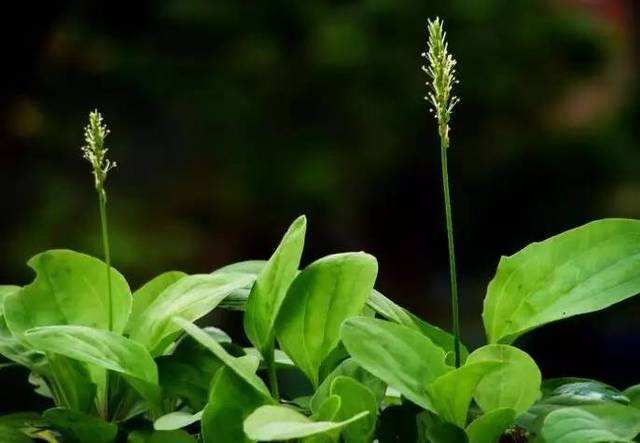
xmin=1 ymin=17 xmax=640 ymax=443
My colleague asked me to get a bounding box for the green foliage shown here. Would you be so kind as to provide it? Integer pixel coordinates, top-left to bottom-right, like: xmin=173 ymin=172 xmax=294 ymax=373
xmin=483 ymin=219 xmax=640 ymax=344
xmin=243 ymin=405 xmax=368 ymax=441
xmin=43 ymin=407 xmax=118 ymax=443
xmin=466 ymin=344 xmax=541 ymax=416
xmin=4 ymin=250 xmax=131 ymax=336
xmin=2 ymin=17 xmax=640 ymax=443
xmin=275 ymin=253 xmax=378 ymax=387
xmin=540 ymin=404 xmax=640 ymax=443
xmin=244 ymin=215 xmax=306 ymax=358
xmin=129 ymin=272 xmax=254 ymax=355
xmin=341 ymin=316 xmax=450 ymax=410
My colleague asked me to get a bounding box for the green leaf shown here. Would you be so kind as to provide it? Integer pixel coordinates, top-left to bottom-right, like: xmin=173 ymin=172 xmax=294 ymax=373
xmin=243 ymin=405 xmax=369 ymax=441
xmin=427 ymin=361 xmax=503 ymax=427
xmin=417 ymin=411 xmax=468 ymax=443
xmin=154 ymin=410 xmax=203 ymax=431
xmin=541 ymin=404 xmax=640 ymax=443
xmin=4 ymin=250 xmax=132 ymax=335
xmin=542 ymin=378 xmax=630 ymax=406
xmin=128 ymin=430 xmax=196 ymax=443
xmin=244 ymin=215 xmax=306 ymax=357
xmin=341 ymin=317 xmax=450 ymax=410
xmin=129 ymin=272 xmax=254 ymax=355
xmin=201 ymin=356 xmax=269 ymax=443
xmin=310 ymin=358 xmax=385 ymax=414
xmin=330 ymin=376 xmax=378 ymax=443
xmin=367 ymin=289 xmax=467 ymax=361
xmin=26 ymin=325 xmax=157 ymax=384
xmin=0 ymin=413 xmax=40 ymax=443
xmin=624 ymin=385 xmax=640 ymax=409
xmin=465 ymin=408 xmax=516 ymax=443
xmin=465 ymin=344 xmax=541 ymax=416
xmin=212 ymin=260 xmax=266 ymax=276
xmin=519 ymin=379 xmax=633 ymax=436
xmin=482 ymin=219 xmax=640 ymax=344
xmin=47 ymin=353 xmax=96 ymax=413
xmin=173 ymin=318 xmax=272 ymax=399
xmin=127 ymin=271 xmax=186 ymax=332
xmin=276 ymin=253 xmax=378 ymax=387
xmin=25 ymin=325 xmax=161 ymax=412
xmin=0 ymin=316 xmax=45 ymax=371
xmin=43 ymin=407 xmax=117 ymax=443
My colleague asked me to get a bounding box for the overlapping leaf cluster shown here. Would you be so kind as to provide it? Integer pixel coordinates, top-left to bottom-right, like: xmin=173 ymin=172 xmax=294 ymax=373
xmin=1 ymin=216 xmax=640 ymax=442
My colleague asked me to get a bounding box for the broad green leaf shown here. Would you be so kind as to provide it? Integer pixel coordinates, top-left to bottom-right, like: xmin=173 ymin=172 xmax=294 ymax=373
xmin=624 ymin=385 xmax=640 ymax=409
xmin=26 ymin=325 xmax=157 ymax=384
xmin=0 ymin=413 xmax=40 ymax=443
xmin=154 ymin=410 xmax=203 ymax=431
xmin=312 ymin=395 xmax=341 ymax=421
xmin=305 ymin=396 xmax=342 ymax=443
xmin=157 ymin=333 xmax=225 ymax=410
xmin=212 ymin=260 xmax=266 ymax=276
xmin=127 ymin=271 xmax=186 ymax=332
xmin=541 ymin=404 xmax=640 ymax=443
xmin=244 ymin=216 xmax=306 ymax=358
xmin=417 ymin=411 xmax=468 ymax=443
xmin=466 ymin=344 xmax=541 ymax=416
xmin=519 ymin=379 xmax=632 ymax=436
xmin=330 ymin=376 xmax=378 ymax=443
xmin=0 ymin=316 xmax=45 ymax=371
xmin=341 ymin=317 xmax=450 ymax=410
xmin=173 ymin=318 xmax=271 ymax=399
xmin=367 ymin=289 xmax=467 ymax=360
xmin=47 ymin=353 xmax=96 ymax=413
xmin=25 ymin=325 xmax=161 ymax=412
xmin=4 ymin=250 xmax=131 ymax=335
xmin=129 ymin=272 xmax=254 ymax=355
xmin=43 ymin=407 xmax=117 ymax=443
xmin=426 ymin=361 xmax=503 ymax=427
xmin=0 ymin=426 xmax=31 ymax=443
xmin=276 ymin=253 xmax=378 ymax=387
xmin=128 ymin=430 xmax=196 ymax=443
xmin=465 ymin=408 xmax=516 ymax=443
xmin=310 ymin=358 xmax=385 ymax=414
xmin=243 ymin=405 xmax=369 ymax=441
xmin=201 ymin=356 xmax=269 ymax=443
xmin=542 ymin=378 xmax=630 ymax=406
xmin=483 ymin=219 xmax=640 ymax=344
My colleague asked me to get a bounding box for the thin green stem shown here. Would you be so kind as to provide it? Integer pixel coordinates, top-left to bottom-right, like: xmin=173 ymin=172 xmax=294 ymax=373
xmin=266 ymin=347 xmax=280 ymax=400
xmin=98 ymin=189 xmax=113 ymax=331
xmin=439 ymin=127 xmax=461 ymax=368
xmin=98 ymin=188 xmax=113 ymax=419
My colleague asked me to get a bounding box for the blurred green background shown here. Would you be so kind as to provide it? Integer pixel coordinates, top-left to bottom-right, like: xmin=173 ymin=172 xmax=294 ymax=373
xmin=2 ymin=0 xmax=639 ymax=410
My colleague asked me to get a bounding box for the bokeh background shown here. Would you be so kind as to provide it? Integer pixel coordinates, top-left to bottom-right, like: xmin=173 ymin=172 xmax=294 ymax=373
xmin=2 ymin=0 xmax=639 ymax=412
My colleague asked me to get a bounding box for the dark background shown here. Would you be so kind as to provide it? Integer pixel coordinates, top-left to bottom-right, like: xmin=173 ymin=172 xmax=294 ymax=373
xmin=2 ymin=0 xmax=639 ymax=412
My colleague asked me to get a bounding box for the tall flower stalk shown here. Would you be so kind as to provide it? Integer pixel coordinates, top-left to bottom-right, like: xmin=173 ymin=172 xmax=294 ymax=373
xmin=82 ymin=110 xmax=116 ymax=331
xmin=423 ymin=18 xmax=462 ymax=367
xmin=82 ymin=110 xmax=116 ymax=418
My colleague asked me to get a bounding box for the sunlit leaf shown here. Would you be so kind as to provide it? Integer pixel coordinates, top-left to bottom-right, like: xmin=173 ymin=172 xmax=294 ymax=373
xmin=465 ymin=408 xmax=515 ymax=443
xmin=127 ymin=271 xmax=186 ymax=332
xmin=483 ymin=219 xmax=640 ymax=344
xmin=243 ymin=405 xmax=368 ymax=441
xmin=466 ymin=344 xmax=541 ymax=416
xmin=129 ymin=272 xmax=254 ymax=355
xmin=541 ymin=404 xmax=640 ymax=443
xmin=245 ymin=216 xmax=306 ymax=358
xmin=427 ymin=361 xmax=503 ymax=427
xmin=276 ymin=253 xmax=378 ymax=387
xmin=341 ymin=317 xmax=450 ymax=410
xmin=4 ymin=250 xmax=131 ymax=337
